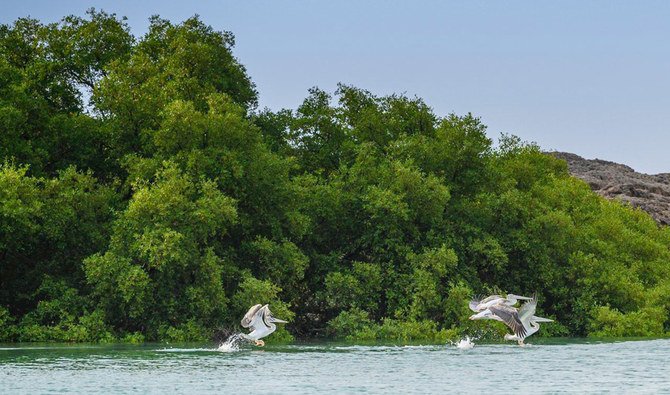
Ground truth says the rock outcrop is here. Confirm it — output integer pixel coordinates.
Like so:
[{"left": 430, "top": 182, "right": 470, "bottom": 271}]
[{"left": 550, "top": 152, "right": 670, "bottom": 226}]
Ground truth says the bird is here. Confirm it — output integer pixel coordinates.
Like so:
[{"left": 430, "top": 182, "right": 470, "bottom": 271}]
[
  {"left": 469, "top": 293, "right": 533, "bottom": 312},
  {"left": 469, "top": 294, "right": 554, "bottom": 346},
  {"left": 502, "top": 294, "right": 553, "bottom": 346},
  {"left": 468, "top": 293, "right": 551, "bottom": 324},
  {"left": 485, "top": 303, "right": 529, "bottom": 340},
  {"left": 240, "top": 304, "right": 287, "bottom": 346}
]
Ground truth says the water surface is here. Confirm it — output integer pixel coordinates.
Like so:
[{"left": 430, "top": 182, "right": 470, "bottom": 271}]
[{"left": 1, "top": 338, "right": 669, "bottom": 393}]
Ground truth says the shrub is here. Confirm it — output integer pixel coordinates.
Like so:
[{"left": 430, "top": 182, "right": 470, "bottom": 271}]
[{"left": 589, "top": 306, "right": 667, "bottom": 337}]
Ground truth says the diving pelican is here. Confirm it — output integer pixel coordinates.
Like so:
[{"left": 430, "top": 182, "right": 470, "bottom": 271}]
[
  {"left": 240, "top": 304, "right": 287, "bottom": 346},
  {"left": 503, "top": 294, "right": 553, "bottom": 346},
  {"left": 469, "top": 293, "right": 533, "bottom": 312}
]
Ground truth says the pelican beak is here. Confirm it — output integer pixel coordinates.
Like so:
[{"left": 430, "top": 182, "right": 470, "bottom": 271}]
[{"left": 272, "top": 317, "right": 288, "bottom": 324}]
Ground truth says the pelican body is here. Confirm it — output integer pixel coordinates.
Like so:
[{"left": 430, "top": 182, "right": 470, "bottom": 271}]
[{"left": 240, "top": 304, "right": 287, "bottom": 346}]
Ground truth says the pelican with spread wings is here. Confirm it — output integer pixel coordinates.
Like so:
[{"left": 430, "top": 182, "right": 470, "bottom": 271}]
[
  {"left": 502, "top": 294, "right": 554, "bottom": 346},
  {"left": 469, "top": 293, "right": 553, "bottom": 346},
  {"left": 240, "top": 304, "right": 287, "bottom": 346}
]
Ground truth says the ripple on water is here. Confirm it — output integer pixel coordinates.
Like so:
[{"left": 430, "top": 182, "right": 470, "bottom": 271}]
[{"left": 1, "top": 339, "right": 670, "bottom": 393}]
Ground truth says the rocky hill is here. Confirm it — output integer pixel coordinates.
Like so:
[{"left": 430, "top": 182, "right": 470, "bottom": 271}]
[{"left": 550, "top": 152, "right": 670, "bottom": 226}]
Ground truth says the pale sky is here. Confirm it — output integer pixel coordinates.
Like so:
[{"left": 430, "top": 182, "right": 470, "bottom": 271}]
[{"left": 3, "top": 1, "right": 669, "bottom": 173}]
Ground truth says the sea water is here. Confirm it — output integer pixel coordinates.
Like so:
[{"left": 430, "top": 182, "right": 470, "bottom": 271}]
[{"left": 1, "top": 338, "right": 669, "bottom": 393}]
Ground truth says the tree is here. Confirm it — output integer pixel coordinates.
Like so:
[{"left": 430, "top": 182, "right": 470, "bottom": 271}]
[{"left": 84, "top": 163, "right": 236, "bottom": 338}]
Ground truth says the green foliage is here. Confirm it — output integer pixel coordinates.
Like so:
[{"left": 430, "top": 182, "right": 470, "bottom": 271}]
[
  {"left": 353, "top": 319, "right": 451, "bottom": 343},
  {"left": 2, "top": 11, "right": 669, "bottom": 343},
  {"left": 121, "top": 332, "right": 145, "bottom": 344},
  {"left": 159, "top": 320, "right": 210, "bottom": 342},
  {"left": 15, "top": 278, "right": 114, "bottom": 342},
  {"left": 327, "top": 308, "right": 373, "bottom": 339},
  {"left": 443, "top": 282, "right": 475, "bottom": 330},
  {"left": 0, "top": 10, "right": 131, "bottom": 177},
  {"left": 244, "top": 237, "right": 308, "bottom": 297},
  {"left": 0, "top": 306, "right": 16, "bottom": 341},
  {"left": 324, "top": 262, "right": 382, "bottom": 316},
  {"left": 407, "top": 246, "right": 457, "bottom": 321},
  {"left": 590, "top": 306, "right": 667, "bottom": 337},
  {"left": 0, "top": 163, "right": 117, "bottom": 320},
  {"left": 84, "top": 163, "right": 236, "bottom": 339}
]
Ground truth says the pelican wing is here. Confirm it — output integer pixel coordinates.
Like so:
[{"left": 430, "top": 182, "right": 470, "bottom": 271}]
[
  {"left": 479, "top": 294, "right": 503, "bottom": 304},
  {"left": 241, "top": 304, "right": 264, "bottom": 329},
  {"left": 518, "top": 294, "right": 537, "bottom": 323},
  {"left": 469, "top": 296, "right": 482, "bottom": 312},
  {"left": 489, "top": 304, "right": 527, "bottom": 338},
  {"left": 250, "top": 304, "right": 273, "bottom": 332},
  {"left": 262, "top": 305, "right": 282, "bottom": 324}
]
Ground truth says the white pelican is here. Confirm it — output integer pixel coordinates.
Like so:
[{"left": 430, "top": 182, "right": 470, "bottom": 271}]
[
  {"left": 502, "top": 295, "right": 553, "bottom": 346},
  {"left": 469, "top": 293, "right": 533, "bottom": 312},
  {"left": 240, "top": 304, "right": 287, "bottom": 346}
]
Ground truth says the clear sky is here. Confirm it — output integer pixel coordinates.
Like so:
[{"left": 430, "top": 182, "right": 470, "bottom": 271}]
[{"left": 3, "top": 1, "right": 669, "bottom": 173}]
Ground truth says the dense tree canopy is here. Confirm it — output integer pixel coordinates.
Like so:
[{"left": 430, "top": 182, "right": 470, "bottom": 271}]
[{"left": 1, "top": 11, "right": 669, "bottom": 343}]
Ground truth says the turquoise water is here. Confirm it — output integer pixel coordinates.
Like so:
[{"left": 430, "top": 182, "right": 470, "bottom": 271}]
[{"left": 1, "top": 339, "right": 669, "bottom": 394}]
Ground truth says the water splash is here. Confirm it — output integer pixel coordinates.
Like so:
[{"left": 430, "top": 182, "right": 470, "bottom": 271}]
[
  {"left": 452, "top": 336, "right": 475, "bottom": 350},
  {"left": 217, "top": 333, "right": 245, "bottom": 352}
]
